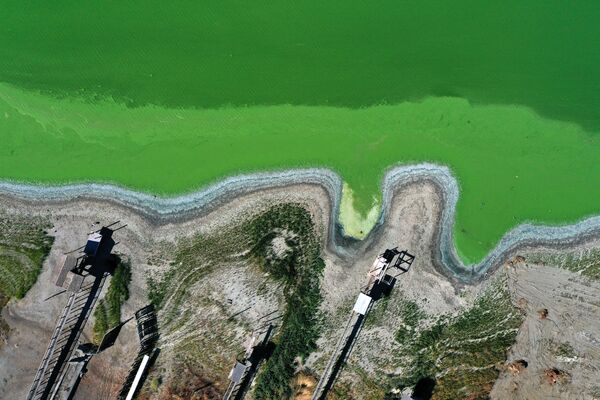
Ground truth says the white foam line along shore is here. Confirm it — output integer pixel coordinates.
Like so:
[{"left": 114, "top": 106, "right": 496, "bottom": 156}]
[{"left": 1, "top": 163, "right": 599, "bottom": 282}]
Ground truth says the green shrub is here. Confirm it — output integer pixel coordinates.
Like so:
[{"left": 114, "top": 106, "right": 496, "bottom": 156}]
[
  {"left": 0, "top": 215, "right": 53, "bottom": 300},
  {"left": 0, "top": 215, "right": 53, "bottom": 340},
  {"left": 250, "top": 205, "right": 325, "bottom": 399},
  {"left": 93, "top": 300, "right": 109, "bottom": 343},
  {"left": 106, "top": 259, "right": 132, "bottom": 327},
  {"left": 92, "top": 258, "right": 132, "bottom": 343}
]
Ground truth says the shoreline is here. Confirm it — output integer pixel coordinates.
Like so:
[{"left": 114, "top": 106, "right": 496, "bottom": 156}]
[{"left": 1, "top": 163, "right": 599, "bottom": 282}]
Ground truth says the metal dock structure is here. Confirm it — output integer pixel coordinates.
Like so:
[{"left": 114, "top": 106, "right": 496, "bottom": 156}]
[
  {"left": 117, "top": 305, "right": 160, "bottom": 400},
  {"left": 223, "top": 324, "right": 275, "bottom": 400},
  {"left": 26, "top": 273, "right": 108, "bottom": 400},
  {"left": 27, "top": 222, "right": 125, "bottom": 400},
  {"left": 311, "top": 248, "right": 415, "bottom": 400},
  {"left": 311, "top": 306, "right": 370, "bottom": 400}
]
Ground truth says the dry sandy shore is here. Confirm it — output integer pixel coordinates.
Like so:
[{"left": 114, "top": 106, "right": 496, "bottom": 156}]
[
  {"left": 0, "top": 171, "right": 599, "bottom": 399},
  {"left": 3, "top": 164, "right": 600, "bottom": 281}
]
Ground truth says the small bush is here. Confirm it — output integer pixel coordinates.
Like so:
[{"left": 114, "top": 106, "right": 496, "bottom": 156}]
[
  {"left": 93, "top": 300, "right": 109, "bottom": 343},
  {"left": 92, "top": 258, "right": 132, "bottom": 343},
  {"left": 106, "top": 259, "right": 132, "bottom": 327}
]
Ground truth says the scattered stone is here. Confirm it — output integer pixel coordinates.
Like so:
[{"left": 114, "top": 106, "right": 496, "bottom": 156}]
[
  {"left": 516, "top": 297, "right": 528, "bottom": 310},
  {"left": 507, "top": 359, "right": 528, "bottom": 375},
  {"left": 507, "top": 255, "right": 527, "bottom": 267},
  {"left": 292, "top": 372, "right": 317, "bottom": 400},
  {"left": 538, "top": 308, "right": 549, "bottom": 319},
  {"left": 544, "top": 368, "right": 571, "bottom": 385}
]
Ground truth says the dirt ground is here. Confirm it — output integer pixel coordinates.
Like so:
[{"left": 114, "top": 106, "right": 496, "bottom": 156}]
[
  {"left": 0, "top": 180, "right": 599, "bottom": 399},
  {"left": 492, "top": 261, "right": 600, "bottom": 400}
]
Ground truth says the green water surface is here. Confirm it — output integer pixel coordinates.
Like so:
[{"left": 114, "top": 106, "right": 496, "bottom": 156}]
[{"left": 1, "top": 1, "right": 600, "bottom": 263}]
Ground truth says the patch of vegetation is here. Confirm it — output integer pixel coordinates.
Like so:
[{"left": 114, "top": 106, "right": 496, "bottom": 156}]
[
  {"left": 92, "top": 258, "right": 132, "bottom": 343},
  {"left": 331, "top": 373, "right": 384, "bottom": 400},
  {"left": 554, "top": 342, "right": 577, "bottom": 359},
  {"left": 147, "top": 229, "right": 241, "bottom": 313},
  {"left": 0, "top": 214, "right": 53, "bottom": 340},
  {"left": 147, "top": 266, "right": 173, "bottom": 309},
  {"left": 143, "top": 219, "right": 252, "bottom": 397},
  {"left": 364, "top": 295, "right": 390, "bottom": 329},
  {"left": 391, "top": 278, "right": 524, "bottom": 400},
  {"left": 155, "top": 361, "right": 222, "bottom": 400},
  {"left": 144, "top": 204, "right": 325, "bottom": 398},
  {"left": 106, "top": 258, "right": 132, "bottom": 325},
  {"left": 395, "top": 297, "right": 427, "bottom": 344},
  {"left": 527, "top": 249, "right": 600, "bottom": 281},
  {"left": 330, "top": 381, "right": 353, "bottom": 400},
  {"left": 249, "top": 205, "right": 325, "bottom": 400},
  {"left": 401, "top": 300, "right": 425, "bottom": 328},
  {"left": 147, "top": 232, "right": 240, "bottom": 332},
  {"left": 92, "top": 301, "right": 109, "bottom": 343},
  {"left": 0, "top": 214, "right": 53, "bottom": 299}
]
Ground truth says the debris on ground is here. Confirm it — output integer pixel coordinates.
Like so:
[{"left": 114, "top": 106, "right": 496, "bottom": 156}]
[
  {"left": 537, "top": 308, "right": 549, "bottom": 319},
  {"left": 292, "top": 372, "right": 317, "bottom": 400},
  {"left": 544, "top": 368, "right": 571, "bottom": 385},
  {"left": 506, "top": 359, "right": 528, "bottom": 375}
]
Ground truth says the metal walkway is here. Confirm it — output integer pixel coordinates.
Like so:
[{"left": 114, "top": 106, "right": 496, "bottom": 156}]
[
  {"left": 223, "top": 323, "right": 275, "bottom": 400},
  {"left": 311, "top": 248, "right": 415, "bottom": 400},
  {"left": 27, "top": 273, "right": 108, "bottom": 400},
  {"left": 223, "top": 361, "right": 250, "bottom": 400},
  {"left": 311, "top": 304, "right": 371, "bottom": 400}
]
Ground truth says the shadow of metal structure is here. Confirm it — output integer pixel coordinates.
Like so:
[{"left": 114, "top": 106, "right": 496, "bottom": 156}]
[{"left": 63, "top": 320, "right": 131, "bottom": 400}]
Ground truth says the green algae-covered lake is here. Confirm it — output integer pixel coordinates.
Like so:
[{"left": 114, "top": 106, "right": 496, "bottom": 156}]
[{"left": 1, "top": 1, "right": 600, "bottom": 263}]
